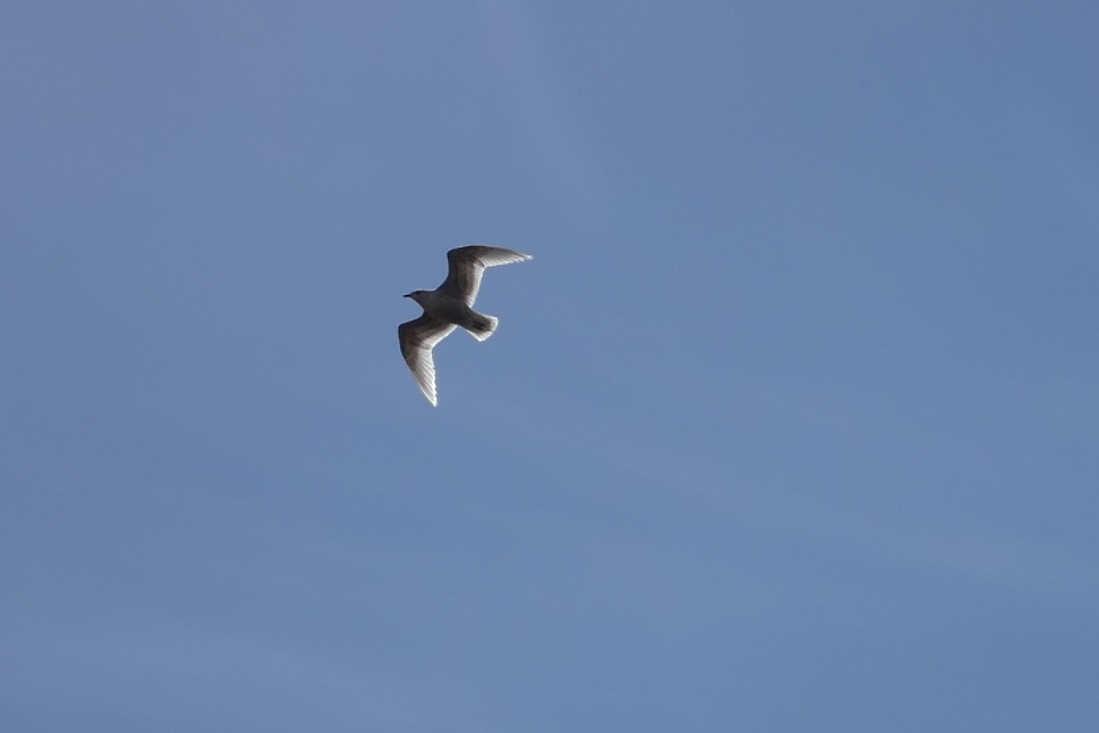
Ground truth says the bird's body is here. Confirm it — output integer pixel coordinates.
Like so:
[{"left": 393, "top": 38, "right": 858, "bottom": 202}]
[
  {"left": 399, "top": 245, "right": 532, "bottom": 405},
  {"left": 406, "top": 289, "right": 496, "bottom": 339}
]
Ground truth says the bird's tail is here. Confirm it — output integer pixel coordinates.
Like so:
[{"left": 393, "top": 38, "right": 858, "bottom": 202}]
[{"left": 464, "top": 312, "right": 498, "bottom": 342}]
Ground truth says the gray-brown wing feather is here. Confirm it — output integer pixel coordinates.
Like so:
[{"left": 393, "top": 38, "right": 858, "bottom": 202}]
[
  {"left": 438, "top": 245, "right": 532, "bottom": 306},
  {"left": 398, "top": 315, "right": 457, "bottom": 406}
]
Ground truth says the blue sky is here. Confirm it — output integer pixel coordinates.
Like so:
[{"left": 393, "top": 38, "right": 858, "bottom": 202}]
[{"left": 2, "top": 1, "right": 1097, "bottom": 730}]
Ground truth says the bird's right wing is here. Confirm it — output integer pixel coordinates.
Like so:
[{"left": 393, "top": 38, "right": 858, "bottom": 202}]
[
  {"left": 398, "top": 315, "right": 457, "bottom": 406},
  {"left": 438, "top": 245, "right": 532, "bottom": 306}
]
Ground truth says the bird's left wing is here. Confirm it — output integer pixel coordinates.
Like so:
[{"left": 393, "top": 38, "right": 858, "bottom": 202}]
[{"left": 438, "top": 245, "right": 532, "bottom": 306}]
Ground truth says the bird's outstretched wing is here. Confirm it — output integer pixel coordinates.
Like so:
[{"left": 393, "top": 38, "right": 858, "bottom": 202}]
[
  {"left": 398, "top": 315, "right": 457, "bottom": 406},
  {"left": 438, "top": 245, "right": 532, "bottom": 306}
]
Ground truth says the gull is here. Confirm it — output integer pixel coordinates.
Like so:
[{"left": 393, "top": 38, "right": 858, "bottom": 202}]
[{"left": 399, "top": 245, "right": 532, "bottom": 406}]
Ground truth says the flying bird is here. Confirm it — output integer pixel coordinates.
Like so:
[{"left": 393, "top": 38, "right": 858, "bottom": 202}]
[{"left": 399, "top": 245, "right": 532, "bottom": 405}]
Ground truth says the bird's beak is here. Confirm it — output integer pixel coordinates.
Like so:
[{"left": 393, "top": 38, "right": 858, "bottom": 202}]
[{"left": 402, "top": 292, "right": 412, "bottom": 298}]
